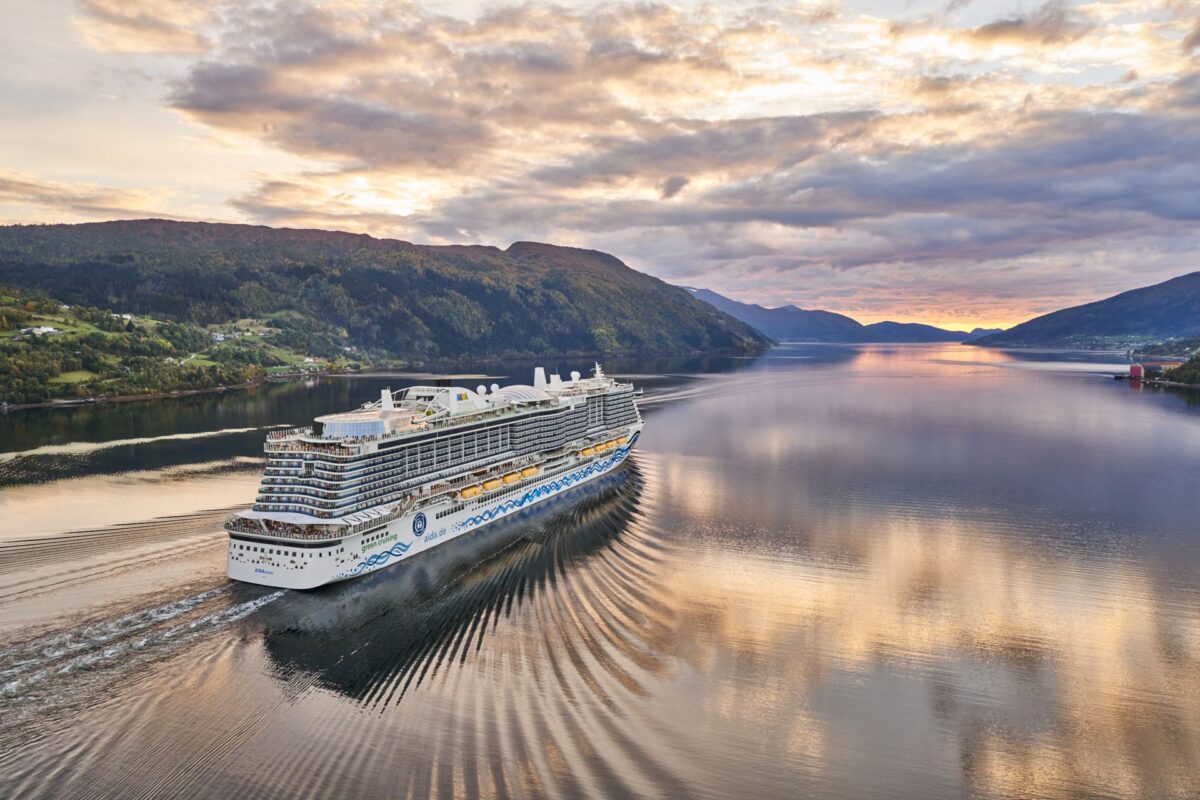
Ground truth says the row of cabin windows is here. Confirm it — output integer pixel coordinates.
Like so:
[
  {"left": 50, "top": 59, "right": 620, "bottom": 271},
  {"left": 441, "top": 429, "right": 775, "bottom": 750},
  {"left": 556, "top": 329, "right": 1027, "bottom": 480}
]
[
  {"left": 256, "top": 428, "right": 620, "bottom": 514},
  {"left": 257, "top": 433, "right": 552, "bottom": 504},
  {"left": 264, "top": 428, "right": 511, "bottom": 485},
  {"left": 256, "top": 424, "right": 631, "bottom": 516},
  {"left": 273, "top": 425, "right": 513, "bottom": 475},
  {"left": 271, "top": 410, "right": 607, "bottom": 485},
  {"left": 271, "top": 397, "right": 615, "bottom": 477},
  {"left": 270, "top": 393, "right": 620, "bottom": 471},
  {"left": 233, "top": 543, "right": 345, "bottom": 558},
  {"left": 256, "top": 444, "right": 520, "bottom": 506}
]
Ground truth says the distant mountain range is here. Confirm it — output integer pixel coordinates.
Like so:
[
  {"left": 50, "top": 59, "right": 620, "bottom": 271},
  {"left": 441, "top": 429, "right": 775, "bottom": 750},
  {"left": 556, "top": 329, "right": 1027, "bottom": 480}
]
[
  {"left": 686, "top": 288, "right": 1001, "bottom": 343},
  {"left": 974, "top": 271, "right": 1200, "bottom": 348},
  {"left": 0, "top": 220, "right": 769, "bottom": 361}
]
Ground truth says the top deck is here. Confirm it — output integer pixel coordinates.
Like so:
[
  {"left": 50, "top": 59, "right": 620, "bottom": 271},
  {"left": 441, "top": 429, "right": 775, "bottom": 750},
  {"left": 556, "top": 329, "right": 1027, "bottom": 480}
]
[{"left": 265, "top": 364, "right": 628, "bottom": 455}]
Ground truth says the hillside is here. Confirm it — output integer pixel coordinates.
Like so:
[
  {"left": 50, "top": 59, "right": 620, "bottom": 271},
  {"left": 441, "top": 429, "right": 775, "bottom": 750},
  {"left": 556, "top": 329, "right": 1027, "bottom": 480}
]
[
  {"left": 0, "top": 290, "right": 293, "bottom": 405},
  {"left": 0, "top": 220, "right": 769, "bottom": 364},
  {"left": 686, "top": 288, "right": 862, "bottom": 341},
  {"left": 860, "top": 321, "right": 965, "bottom": 343},
  {"left": 975, "top": 272, "right": 1200, "bottom": 348},
  {"left": 687, "top": 287, "right": 994, "bottom": 343}
]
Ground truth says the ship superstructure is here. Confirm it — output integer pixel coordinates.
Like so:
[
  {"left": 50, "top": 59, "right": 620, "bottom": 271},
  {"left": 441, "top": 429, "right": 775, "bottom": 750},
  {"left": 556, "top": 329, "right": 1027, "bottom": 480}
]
[{"left": 226, "top": 364, "right": 642, "bottom": 588}]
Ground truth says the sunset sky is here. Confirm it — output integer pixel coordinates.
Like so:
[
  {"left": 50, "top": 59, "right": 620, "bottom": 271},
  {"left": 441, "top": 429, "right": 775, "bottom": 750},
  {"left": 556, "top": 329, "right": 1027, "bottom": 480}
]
[{"left": 1, "top": 1, "right": 1197, "bottom": 330}]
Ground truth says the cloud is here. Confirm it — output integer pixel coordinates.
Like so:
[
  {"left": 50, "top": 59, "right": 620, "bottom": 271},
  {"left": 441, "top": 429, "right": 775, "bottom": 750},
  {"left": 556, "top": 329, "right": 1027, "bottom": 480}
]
[
  {"left": 73, "top": 0, "right": 215, "bottom": 53},
  {"left": 1184, "top": 19, "right": 1200, "bottom": 54},
  {"left": 659, "top": 176, "right": 690, "bottom": 199},
  {"left": 0, "top": 170, "right": 179, "bottom": 221},
  {"left": 43, "top": 0, "right": 1200, "bottom": 325},
  {"left": 964, "top": 1, "right": 1093, "bottom": 45}
]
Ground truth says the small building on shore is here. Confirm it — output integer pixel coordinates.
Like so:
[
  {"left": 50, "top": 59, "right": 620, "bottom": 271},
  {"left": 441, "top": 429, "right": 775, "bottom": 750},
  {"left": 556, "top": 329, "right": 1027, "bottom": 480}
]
[{"left": 1131, "top": 361, "right": 1184, "bottom": 379}]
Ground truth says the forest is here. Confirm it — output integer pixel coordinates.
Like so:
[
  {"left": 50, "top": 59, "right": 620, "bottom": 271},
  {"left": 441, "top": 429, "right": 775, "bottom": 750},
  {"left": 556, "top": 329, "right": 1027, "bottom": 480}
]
[{"left": 0, "top": 220, "right": 768, "bottom": 365}]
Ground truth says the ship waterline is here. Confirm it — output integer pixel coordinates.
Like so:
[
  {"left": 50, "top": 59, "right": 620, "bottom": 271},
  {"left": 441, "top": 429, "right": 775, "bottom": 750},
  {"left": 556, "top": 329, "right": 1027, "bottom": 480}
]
[{"left": 225, "top": 364, "right": 643, "bottom": 589}]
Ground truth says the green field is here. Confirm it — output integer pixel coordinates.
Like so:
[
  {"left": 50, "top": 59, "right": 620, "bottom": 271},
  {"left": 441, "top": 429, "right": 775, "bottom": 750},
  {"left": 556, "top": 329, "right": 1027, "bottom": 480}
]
[
  {"left": 48, "top": 370, "right": 96, "bottom": 384},
  {"left": 0, "top": 291, "right": 356, "bottom": 404}
]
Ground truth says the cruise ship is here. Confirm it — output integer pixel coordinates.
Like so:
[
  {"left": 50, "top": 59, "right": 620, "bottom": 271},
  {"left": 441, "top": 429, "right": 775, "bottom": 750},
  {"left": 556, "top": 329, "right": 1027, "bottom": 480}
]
[{"left": 225, "top": 364, "right": 642, "bottom": 589}]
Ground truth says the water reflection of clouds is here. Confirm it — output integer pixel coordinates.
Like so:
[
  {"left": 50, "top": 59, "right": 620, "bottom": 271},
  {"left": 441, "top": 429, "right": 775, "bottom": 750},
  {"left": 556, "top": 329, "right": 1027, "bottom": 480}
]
[
  {"left": 4, "top": 348, "right": 1198, "bottom": 799},
  {"left": 660, "top": 511, "right": 1200, "bottom": 799},
  {"left": 636, "top": 349, "right": 1200, "bottom": 797}
]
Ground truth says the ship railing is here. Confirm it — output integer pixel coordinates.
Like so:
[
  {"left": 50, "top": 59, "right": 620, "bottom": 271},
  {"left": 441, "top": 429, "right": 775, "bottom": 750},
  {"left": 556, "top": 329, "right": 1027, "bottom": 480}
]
[
  {"left": 225, "top": 516, "right": 266, "bottom": 535},
  {"left": 265, "top": 426, "right": 313, "bottom": 441},
  {"left": 261, "top": 405, "right": 533, "bottom": 456},
  {"left": 265, "top": 439, "right": 353, "bottom": 455},
  {"left": 344, "top": 501, "right": 412, "bottom": 536},
  {"left": 226, "top": 517, "right": 350, "bottom": 541}
]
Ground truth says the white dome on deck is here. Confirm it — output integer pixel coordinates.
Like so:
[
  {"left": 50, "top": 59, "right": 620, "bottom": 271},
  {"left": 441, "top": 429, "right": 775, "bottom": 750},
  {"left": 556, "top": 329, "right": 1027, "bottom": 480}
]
[{"left": 492, "top": 384, "right": 551, "bottom": 403}]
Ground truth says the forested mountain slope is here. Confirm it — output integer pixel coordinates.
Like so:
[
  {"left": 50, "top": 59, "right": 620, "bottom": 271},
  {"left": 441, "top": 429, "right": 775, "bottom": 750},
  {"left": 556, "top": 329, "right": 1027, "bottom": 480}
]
[{"left": 0, "top": 220, "right": 769, "bottom": 361}]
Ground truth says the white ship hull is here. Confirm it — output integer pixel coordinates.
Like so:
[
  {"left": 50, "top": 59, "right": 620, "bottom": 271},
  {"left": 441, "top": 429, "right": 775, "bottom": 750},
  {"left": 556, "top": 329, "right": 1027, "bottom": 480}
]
[{"left": 228, "top": 428, "right": 641, "bottom": 590}]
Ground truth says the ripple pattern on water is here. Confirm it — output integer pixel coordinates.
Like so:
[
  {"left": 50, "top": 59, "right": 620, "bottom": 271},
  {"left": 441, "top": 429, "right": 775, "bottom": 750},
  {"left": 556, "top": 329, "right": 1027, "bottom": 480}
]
[{"left": 3, "top": 348, "right": 1200, "bottom": 800}]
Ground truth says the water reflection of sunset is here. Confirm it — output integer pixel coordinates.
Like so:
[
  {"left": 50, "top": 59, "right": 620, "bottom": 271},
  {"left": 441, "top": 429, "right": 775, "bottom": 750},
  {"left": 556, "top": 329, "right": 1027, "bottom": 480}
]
[{"left": 649, "top": 468, "right": 1200, "bottom": 799}]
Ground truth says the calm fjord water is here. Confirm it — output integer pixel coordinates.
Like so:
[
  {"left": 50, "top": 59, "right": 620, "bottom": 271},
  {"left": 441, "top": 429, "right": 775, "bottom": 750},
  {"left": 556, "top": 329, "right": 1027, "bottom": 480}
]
[{"left": 2, "top": 344, "right": 1200, "bottom": 800}]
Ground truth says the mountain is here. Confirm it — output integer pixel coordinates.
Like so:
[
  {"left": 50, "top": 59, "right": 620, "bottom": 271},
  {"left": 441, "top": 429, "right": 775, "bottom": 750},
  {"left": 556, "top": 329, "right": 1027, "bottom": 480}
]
[
  {"left": 974, "top": 272, "right": 1200, "bottom": 348},
  {"left": 687, "top": 287, "right": 989, "bottom": 343},
  {"left": 686, "top": 287, "right": 862, "bottom": 341},
  {"left": 0, "top": 220, "right": 769, "bottom": 361},
  {"left": 860, "top": 321, "right": 965, "bottom": 343},
  {"left": 966, "top": 327, "right": 1004, "bottom": 340}
]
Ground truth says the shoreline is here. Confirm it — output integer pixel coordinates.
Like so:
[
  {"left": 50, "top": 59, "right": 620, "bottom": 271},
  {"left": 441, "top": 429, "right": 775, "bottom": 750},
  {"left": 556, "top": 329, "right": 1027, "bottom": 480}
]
[
  {"left": 1142, "top": 378, "right": 1200, "bottom": 391},
  {"left": 1, "top": 344, "right": 771, "bottom": 413},
  {"left": 0, "top": 376, "right": 280, "bottom": 413},
  {"left": 1115, "top": 375, "right": 1200, "bottom": 391}
]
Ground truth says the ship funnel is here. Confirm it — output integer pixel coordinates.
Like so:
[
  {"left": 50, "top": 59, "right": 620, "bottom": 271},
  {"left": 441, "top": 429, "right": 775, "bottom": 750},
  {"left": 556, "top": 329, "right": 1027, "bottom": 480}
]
[
  {"left": 534, "top": 367, "right": 547, "bottom": 388},
  {"left": 550, "top": 372, "right": 563, "bottom": 388},
  {"left": 380, "top": 388, "right": 394, "bottom": 411}
]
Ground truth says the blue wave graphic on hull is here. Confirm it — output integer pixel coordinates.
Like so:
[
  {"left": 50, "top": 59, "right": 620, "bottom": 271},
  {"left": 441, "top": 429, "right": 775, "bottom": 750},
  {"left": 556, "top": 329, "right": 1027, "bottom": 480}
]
[
  {"left": 343, "top": 432, "right": 638, "bottom": 578},
  {"left": 455, "top": 434, "right": 638, "bottom": 532},
  {"left": 345, "top": 540, "right": 412, "bottom": 577}
]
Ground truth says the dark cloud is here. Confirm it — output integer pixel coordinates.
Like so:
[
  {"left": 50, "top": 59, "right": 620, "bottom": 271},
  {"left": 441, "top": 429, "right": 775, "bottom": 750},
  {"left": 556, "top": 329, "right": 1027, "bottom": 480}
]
[
  {"left": 1184, "top": 19, "right": 1200, "bottom": 55},
  {"left": 660, "top": 176, "right": 689, "bottom": 199},
  {"left": 531, "top": 113, "right": 876, "bottom": 188},
  {"left": 966, "top": 1, "right": 1093, "bottom": 45},
  {"left": 414, "top": 103, "right": 1200, "bottom": 274},
  {"left": 171, "top": 61, "right": 495, "bottom": 170}
]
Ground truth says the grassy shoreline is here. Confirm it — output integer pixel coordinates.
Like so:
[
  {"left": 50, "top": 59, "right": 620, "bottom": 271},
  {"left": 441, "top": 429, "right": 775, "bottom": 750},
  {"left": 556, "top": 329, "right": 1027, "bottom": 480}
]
[{"left": 1, "top": 343, "right": 768, "bottom": 413}]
